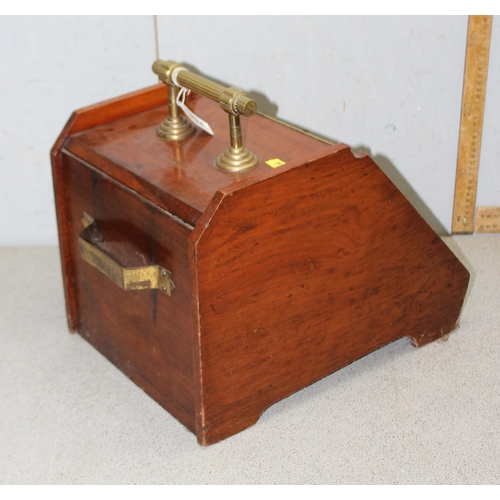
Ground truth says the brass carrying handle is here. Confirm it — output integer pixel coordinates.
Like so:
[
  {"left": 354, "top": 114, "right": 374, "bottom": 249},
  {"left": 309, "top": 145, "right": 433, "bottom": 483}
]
[
  {"left": 152, "top": 59, "right": 259, "bottom": 173},
  {"left": 152, "top": 60, "right": 257, "bottom": 118},
  {"left": 78, "top": 213, "right": 175, "bottom": 296}
]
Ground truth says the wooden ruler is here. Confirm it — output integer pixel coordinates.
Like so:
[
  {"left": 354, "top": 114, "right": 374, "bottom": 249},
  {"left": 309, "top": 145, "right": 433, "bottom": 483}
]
[
  {"left": 475, "top": 206, "right": 500, "bottom": 233},
  {"left": 452, "top": 15, "right": 493, "bottom": 234}
]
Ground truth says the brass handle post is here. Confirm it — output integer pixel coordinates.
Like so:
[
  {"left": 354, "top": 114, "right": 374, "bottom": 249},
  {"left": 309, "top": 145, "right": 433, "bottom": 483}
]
[
  {"left": 156, "top": 82, "right": 196, "bottom": 141},
  {"left": 153, "top": 59, "right": 259, "bottom": 172}
]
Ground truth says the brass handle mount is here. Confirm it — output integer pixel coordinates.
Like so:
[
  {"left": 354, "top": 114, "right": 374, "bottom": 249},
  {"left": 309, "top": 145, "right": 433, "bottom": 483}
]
[
  {"left": 78, "top": 213, "right": 175, "bottom": 296},
  {"left": 152, "top": 59, "right": 259, "bottom": 173}
]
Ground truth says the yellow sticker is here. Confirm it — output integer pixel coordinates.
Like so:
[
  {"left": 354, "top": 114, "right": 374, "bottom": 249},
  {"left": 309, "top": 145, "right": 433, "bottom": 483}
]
[{"left": 265, "top": 158, "right": 286, "bottom": 168}]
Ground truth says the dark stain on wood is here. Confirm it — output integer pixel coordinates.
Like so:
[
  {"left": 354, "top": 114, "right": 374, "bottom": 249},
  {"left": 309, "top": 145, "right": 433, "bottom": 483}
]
[{"left": 52, "top": 84, "right": 470, "bottom": 446}]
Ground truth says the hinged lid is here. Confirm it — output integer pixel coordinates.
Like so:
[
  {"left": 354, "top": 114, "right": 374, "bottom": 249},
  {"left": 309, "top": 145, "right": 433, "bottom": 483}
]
[{"left": 59, "top": 85, "right": 332, "bottom": 226}]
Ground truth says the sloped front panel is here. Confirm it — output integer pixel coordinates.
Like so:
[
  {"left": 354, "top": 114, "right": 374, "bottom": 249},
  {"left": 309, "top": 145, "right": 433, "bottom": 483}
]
[{"left": 192, "top": 146, "right": 469, "bottom": 445}]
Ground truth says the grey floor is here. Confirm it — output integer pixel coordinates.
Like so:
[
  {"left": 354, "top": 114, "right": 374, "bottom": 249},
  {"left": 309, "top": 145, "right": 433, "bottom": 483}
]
[{"left": 1, "top": 236, "right": 499, "bottom": 484}]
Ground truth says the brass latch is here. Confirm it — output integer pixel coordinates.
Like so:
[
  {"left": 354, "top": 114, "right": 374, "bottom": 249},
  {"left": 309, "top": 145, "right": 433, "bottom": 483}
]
[
  {"left": 152, "top": 59, "right": 259, "bottom": 173},
  {"left": 78, "top": 213, "right": 175, "bottom": 296}
]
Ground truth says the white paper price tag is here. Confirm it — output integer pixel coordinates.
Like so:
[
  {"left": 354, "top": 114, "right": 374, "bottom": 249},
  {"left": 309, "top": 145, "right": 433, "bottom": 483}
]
[
  {"left": 172, "top": 67, "right": 214, "bottom": 136},
  {"left": 176, "top": 88, "right": 214, "bottom": 136}
]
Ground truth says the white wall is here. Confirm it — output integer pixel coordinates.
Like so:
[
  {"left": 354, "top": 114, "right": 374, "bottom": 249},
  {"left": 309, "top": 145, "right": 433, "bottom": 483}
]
[
  {"left": 0, "top": 16, "right": 157, "bottom": 245},
  {"left": 478, "top": 16, "right": 500, "bottom": 207},
  {"left": 1, "top": 15, "right": 498, "bottom": 245}
]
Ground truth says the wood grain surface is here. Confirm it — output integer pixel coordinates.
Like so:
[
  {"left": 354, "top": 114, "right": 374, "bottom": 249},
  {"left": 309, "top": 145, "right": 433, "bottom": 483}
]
[
  {"left": 65, "top": 93, "right": 330, "bottom": 226},
  {"left": 53, "top": 84, "right": 470, "bottom": 446},
  {"left": 61, "top": 151, "right": 196, "bottom": 431},
  {"left": 191, "top": 146, "right": 470, "bottom": 445},
  {"left": 51, "top": 84, "right": 168, "bottom": 330}
]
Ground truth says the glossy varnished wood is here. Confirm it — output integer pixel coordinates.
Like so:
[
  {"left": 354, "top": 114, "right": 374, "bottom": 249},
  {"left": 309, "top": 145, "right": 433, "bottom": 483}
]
[
  {"left": 191, "top": 146, "right": 470, "bottom": 444},
  {"left": 65, "top": 94, "right": 331, "bottom": 226},
  {"left": 62, "top": 151, "right": 196, "bottom": 430},
  {"left": 51, "top": 84, "right": 168, "bottom": 330},
  {"left": 52, "top": 84, "right": 470, "bottom": 446}
]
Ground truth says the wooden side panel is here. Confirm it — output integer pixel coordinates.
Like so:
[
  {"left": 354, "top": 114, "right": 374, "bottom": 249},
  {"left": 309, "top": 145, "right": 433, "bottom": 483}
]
[
  {"left": 52, "top": 146, "right": 80, "bottom": 331},
  {"left": 192, "top": 146, "right": 470, "bottom": 445},
  {"left": 51, "top": 84, "right": 167, "bottom": 330},
  {"left": 61, "top": 151, "right": 196, "bottom": 432},
  {"left": 64, "top": 95, "right": 333, "bottom": 227}
]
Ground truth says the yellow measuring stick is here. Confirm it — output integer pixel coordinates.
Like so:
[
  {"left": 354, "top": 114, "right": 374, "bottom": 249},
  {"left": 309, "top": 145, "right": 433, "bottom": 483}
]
[{"left": 452, "top": 15, "right": 493, "bottom": 234}]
